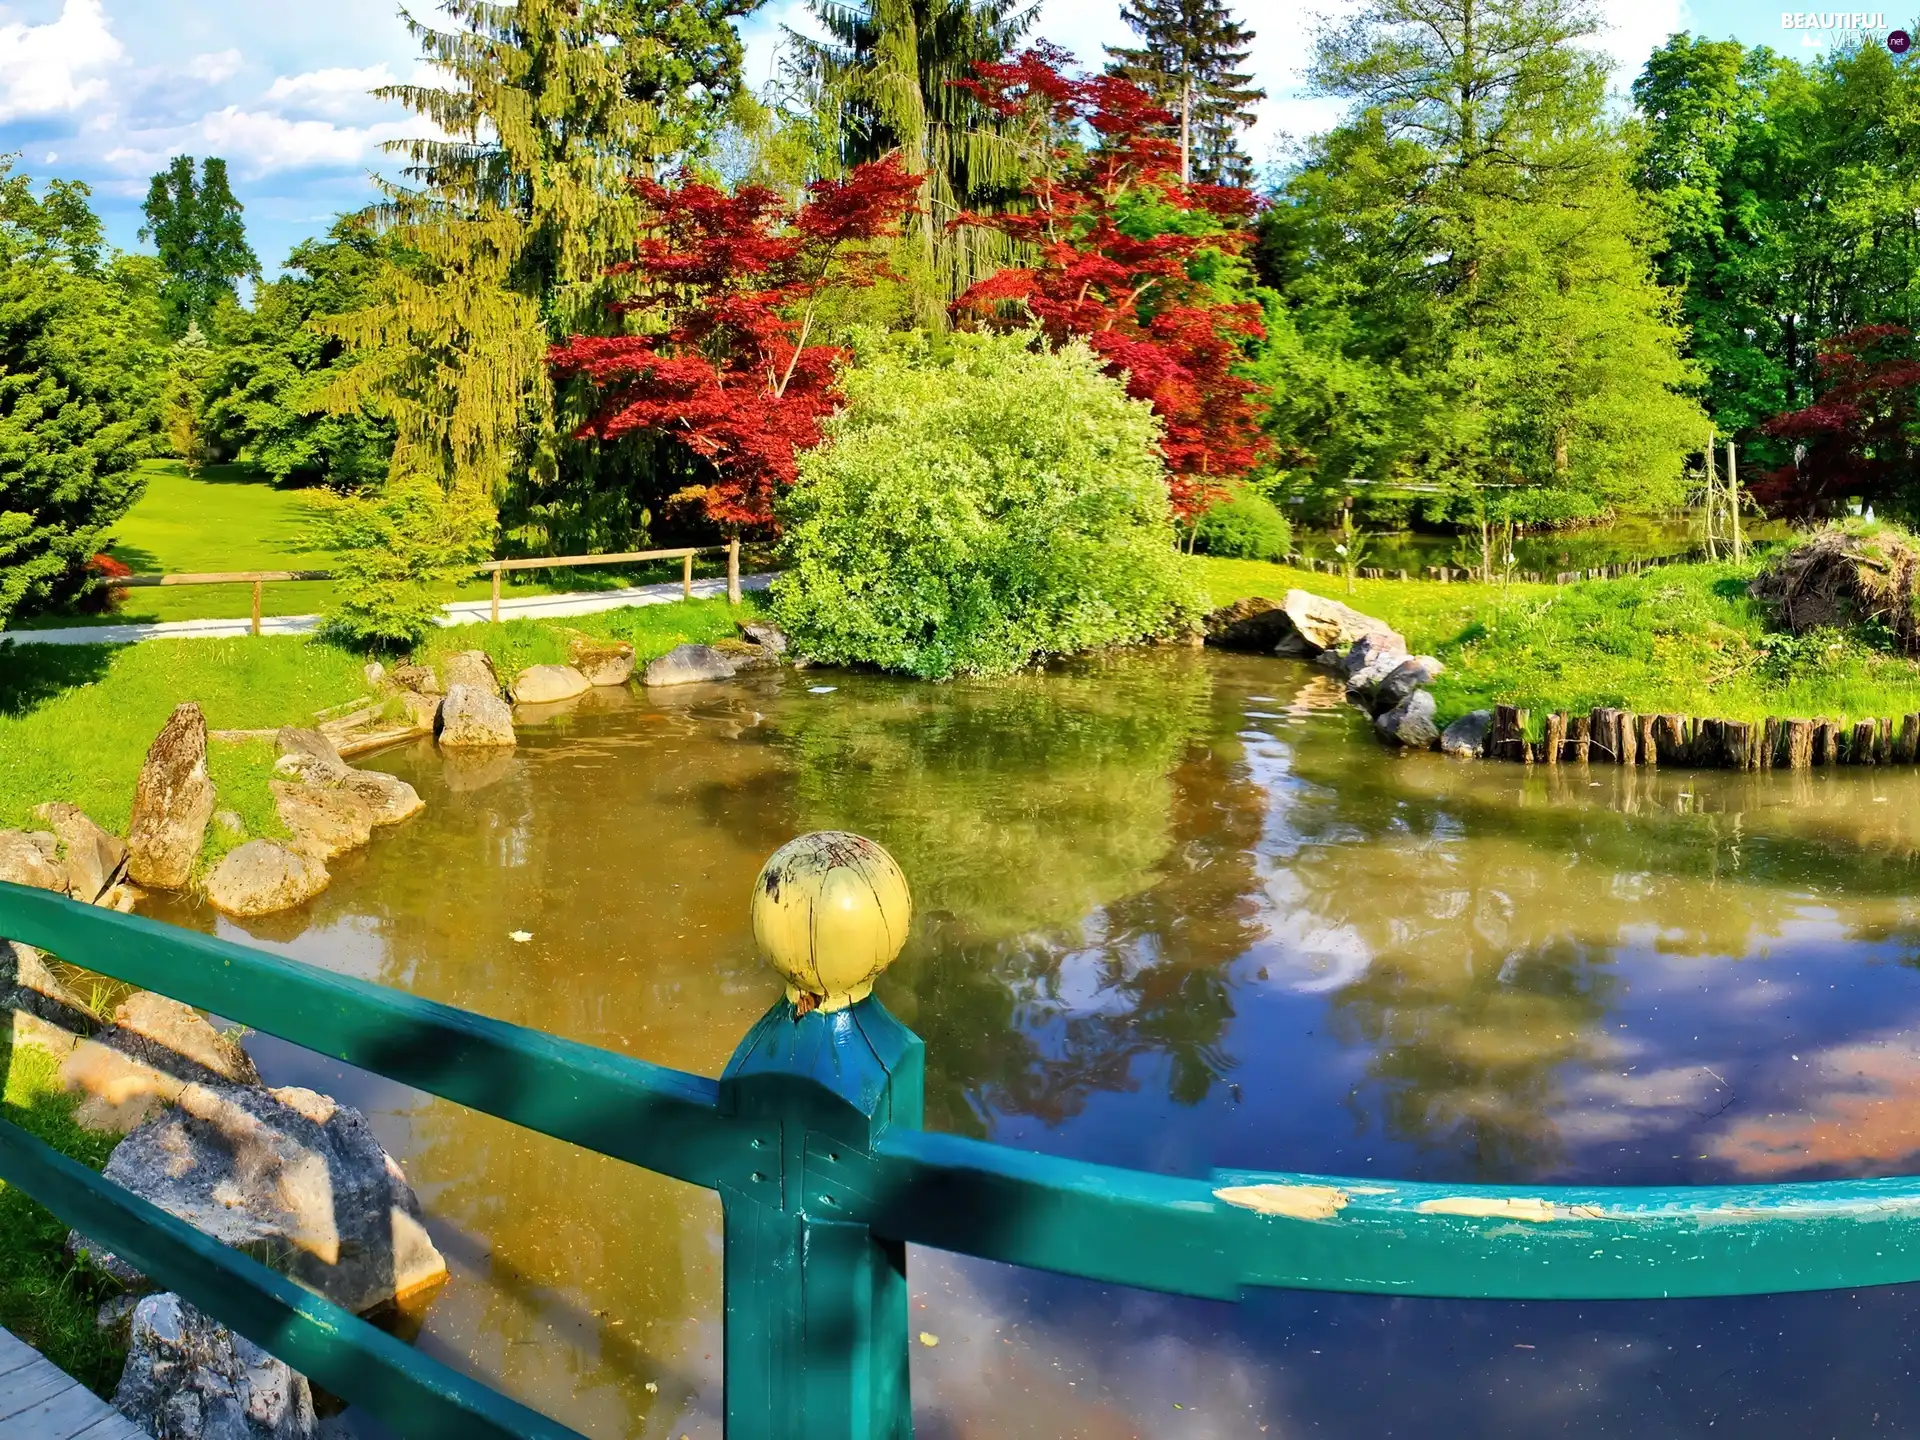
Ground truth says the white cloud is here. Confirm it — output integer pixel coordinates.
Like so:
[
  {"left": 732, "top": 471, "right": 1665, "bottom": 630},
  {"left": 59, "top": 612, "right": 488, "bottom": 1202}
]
[
  {"left": 0, "top": 0, "right": 124, "bottom": 123},
  {"left": 1598, "top": 0, "right": 1690, "bottom": 87},
  {"left": 264, "top": 63, "right": 398, "bottom": 119},
  {"left": 187, "top": 48, "right": 243, "bottom": 85},
  {"left": 194, "top": 104, "right": 417, "bottom": 174}
]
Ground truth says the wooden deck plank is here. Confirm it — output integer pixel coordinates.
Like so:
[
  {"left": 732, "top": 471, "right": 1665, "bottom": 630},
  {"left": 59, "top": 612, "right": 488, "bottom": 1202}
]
[{"left": 0, "top": 1327, "right": 139, "bottom": 1439}]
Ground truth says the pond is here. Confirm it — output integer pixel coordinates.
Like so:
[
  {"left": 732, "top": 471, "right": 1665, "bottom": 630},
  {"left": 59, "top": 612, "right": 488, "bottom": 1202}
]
[
  {"left": 1292, "top": 515, "right": 1796, "bottom": 575},
  {"left": 143, "top": 649, "right": 1920, "bottom": 1438}
]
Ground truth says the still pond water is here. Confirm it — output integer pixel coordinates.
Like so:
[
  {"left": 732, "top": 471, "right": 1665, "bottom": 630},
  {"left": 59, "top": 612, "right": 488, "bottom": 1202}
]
[{"left": 148, "top": 650, "right": 1920, "bottom": 1438}]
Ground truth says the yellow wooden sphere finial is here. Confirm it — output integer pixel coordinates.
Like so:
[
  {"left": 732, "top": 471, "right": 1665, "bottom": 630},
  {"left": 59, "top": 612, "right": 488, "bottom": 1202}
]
[{"left": 751, "top": 832, "right": 912, "bottom": 1014}]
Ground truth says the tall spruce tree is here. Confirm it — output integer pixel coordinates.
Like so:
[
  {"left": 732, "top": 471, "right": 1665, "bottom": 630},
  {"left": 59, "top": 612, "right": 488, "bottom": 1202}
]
[
  {"left": 1103, "top": 0, "right": 1263, "bottom": 186},
  {"left": 790, "top": 0, "right": 1038, "bottom": 323},
  {"left": 315, "top": 0, "right": 756, "bottom": 641},
  {"left": 139, "top": 156, "right": 258, "bottom": 336}
]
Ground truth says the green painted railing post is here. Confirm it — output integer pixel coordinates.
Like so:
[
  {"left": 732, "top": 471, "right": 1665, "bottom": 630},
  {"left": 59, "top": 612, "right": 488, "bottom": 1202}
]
[{"left": 719, "top": 833, "right": 922, "bottom": 1440}]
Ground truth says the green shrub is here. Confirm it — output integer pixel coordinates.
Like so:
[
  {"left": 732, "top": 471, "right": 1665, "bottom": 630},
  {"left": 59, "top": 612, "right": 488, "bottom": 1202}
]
[
  {"left": 307, "top": 475, "right": 493, "bottom": 649},
  {"left": 1194, "top": 485, "right": 1292, "bottom": 559},
  {"left": 771, "top": 332, "right": 1203, "bottom": 678}
]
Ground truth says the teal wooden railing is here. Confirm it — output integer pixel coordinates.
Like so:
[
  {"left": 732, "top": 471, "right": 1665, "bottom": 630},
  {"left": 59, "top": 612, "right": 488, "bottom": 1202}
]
[{"left": 6, "top": 832, "right": 1920, "bottom": 1438}]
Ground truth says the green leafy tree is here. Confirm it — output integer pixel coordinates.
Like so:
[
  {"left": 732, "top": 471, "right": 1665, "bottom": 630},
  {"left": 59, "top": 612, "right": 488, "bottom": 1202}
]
[
  {"left": 0, "top": 164, "right": 162, "bottom": 627},
  {"left": 1257, "top": 0, "right": 1703, "bottom": 523},
  {"left": 1104, "top": 0, "right": 1264, "bottom": 186},
  {"left": 139, "top": 156, "right": 258, "bottom": 337},
  {"left": 318, "top": 0, "right": 756, "bottom": 642},
  {"left": 772, "top": 329, "right": 1204, "bottom": 677},
  {"left": 790, "top": 0, "right": 1037, "bottom": 324}
]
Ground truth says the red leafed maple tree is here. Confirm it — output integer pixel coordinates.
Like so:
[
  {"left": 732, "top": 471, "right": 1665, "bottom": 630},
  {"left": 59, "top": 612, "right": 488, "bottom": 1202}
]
[
  {"left": 550, "top": 157, "right": 921, "bottom": 528},
  {"left": 950, "top": 46, "right": 1268, "bottom": 519},
  {"left": 1758, "top": 325, "right": 1920, "bottom": 518}
]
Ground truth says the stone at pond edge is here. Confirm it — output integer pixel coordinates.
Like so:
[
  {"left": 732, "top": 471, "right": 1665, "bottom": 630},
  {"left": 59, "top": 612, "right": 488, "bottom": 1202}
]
[
  {"left": 113, "top": 1293, "right": 318, "bottom": 1440},
  {"left": 1201, "top": 596, "right": 1296, "bottom": 651},
  {"left": 2, "top": 938, "right": 96, "bottom": 1055},
  {"left": 1376, "top": 655, "right": 1446, "bottom": 713},
  {"left": 1440, "top": 709, "right": 1494, "bottom": 760},
  {"left": 644, "top": 642, "right": 738, "bottom": 687},
  {"left": 272, "top": 781, "right": 375, "bottom": 861},
  {"left": 82, "top": 1083, "right": 448, "bottom": 1318},
  {"left": 0, "top": 828, "right": 67, "bottom": 893},
  {"left": 1278, "top": 589, "right": 1397, "bottom": 658},
  {"left": 436, "top": 683, "right": 517, "bottom": 748},
  {"left": 1340, "top": 632, "right": 1411, "bottom": 703},
  {"left": 62, "top": 990, "right": 264, "bottom": 1134},
  {"left": 711, "top": 636, "right": 779, "bottom": 670},
  {"left": 206, "top": 841, "right": 330, "bottom": 918},
  {"left": 388, "top": 662, "right": 442, "bottom": 696},
  {"left": 31, "top": 801, "right": 128, "bottom": 903},
  {"left": 511, "top": 663, "right": 593, "bottom": 704},
  {"left": 439, "top": 649, "right": 501, "bottom": 696},
  {"left": 1376, "top": 689, "right": 1441, "bottom": 749},
  {"left": 127, "top": 702, "right": 217, "bottom": 891},
  {"left": 736, "top": 618, "right": 790, "bottom": 656},
  {"left": 566, "top": 636, "right": 636, "bottom": 686}
]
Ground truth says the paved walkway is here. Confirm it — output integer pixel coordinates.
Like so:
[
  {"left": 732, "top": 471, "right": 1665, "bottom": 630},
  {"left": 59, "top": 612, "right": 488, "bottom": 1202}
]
[
  {"left": 5, "top": 572, "right": 774, "bottom": 647},
  {"left": 0, "top": 1326, "right": 144, "bottom": 1439}
]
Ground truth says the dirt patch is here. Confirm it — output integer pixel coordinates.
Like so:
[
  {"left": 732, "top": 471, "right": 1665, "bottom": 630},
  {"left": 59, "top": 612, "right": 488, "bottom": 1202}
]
[{"left": 1749, "top": 524, "right": 1920, "bottom": 654}]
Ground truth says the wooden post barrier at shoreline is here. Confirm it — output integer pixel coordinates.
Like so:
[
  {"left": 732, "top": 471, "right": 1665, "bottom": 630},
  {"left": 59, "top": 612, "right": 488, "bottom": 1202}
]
[{"left": 1485, "top": 705, "right": 1920, "bottom": 770}]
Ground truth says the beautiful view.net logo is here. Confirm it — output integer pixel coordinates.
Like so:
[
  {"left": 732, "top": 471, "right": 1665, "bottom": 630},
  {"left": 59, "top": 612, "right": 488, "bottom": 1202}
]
[{"left": 1778, "top": 12, "right": 1911, "bottom": 50}]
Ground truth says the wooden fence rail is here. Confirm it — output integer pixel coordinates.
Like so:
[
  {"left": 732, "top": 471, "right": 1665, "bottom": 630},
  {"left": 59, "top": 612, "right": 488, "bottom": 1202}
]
[
  {"left": 1482, "top": 702, "right": 1920, "bottom": 770},
  {"left": 1283, "top": 550, "right": 1709, "bottom": 586},
  {"left": 106, "top": 541, "right": 745, "bottom": 634}
]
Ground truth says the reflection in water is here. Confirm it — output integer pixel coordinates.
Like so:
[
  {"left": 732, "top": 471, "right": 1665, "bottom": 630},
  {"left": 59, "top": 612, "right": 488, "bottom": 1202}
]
[{"left": 134, "top": 650, "right": 1920, "bottom": 1436}]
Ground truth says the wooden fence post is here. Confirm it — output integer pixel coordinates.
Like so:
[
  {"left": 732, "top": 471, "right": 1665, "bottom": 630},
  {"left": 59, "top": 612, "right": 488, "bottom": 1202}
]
[
  {"left": 720, "top": 835, "right": 919, "bottom": 1440},
  {"left": 684, "top": 552, "right": 694, "bottom": 600},
  {"left": 490, "top": 568, "right": 501, "bottom": 625},
  {"left": 250, "top": 580, "right": 262, "bottom": 637},
  {"left": 1492, "top": 705, "right": 1531, "bottom": 763},
  {"left": 1543, "top": 712, "right": 1567, "bottom": 765},
  {"left": 728, "top": 537, "right": 743, "bottom": 605}
]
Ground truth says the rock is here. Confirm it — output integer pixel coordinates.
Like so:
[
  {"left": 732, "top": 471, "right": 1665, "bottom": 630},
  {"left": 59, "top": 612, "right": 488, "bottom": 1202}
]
[
  {"left": 127, "top": 704, "right": 217, "bottom": 890},
  {"left": 566, "top": 636, "right": 636, "bottom": 686},
  {"left": 436, "top": 683, "right": 516, "bottom": 748},
  {"left": 1339, "top": 631, "right": 1410, "bottom": 692},
  {"left": 736, "top": 619, "right": 790, "bottom": 656},
  {"left": 397, "top": 690, "right": 442, "bottom": 733},
  {"left": 643, "top": 643, "right": 738, "bottom": 687},
  {"left": 1277, "top": 589, "right": 1397, "bottom": 658},
  {"left": 1376, "top": 689, "right": 1440, "bottom": 749},
  {"left": 275, "top": 728, "right": 348, "bottom": 780},
  {"left": 213, "top": 811, "right": 246, "bottom": 838},
  {"left": 335, "top": 770, "right": 424, "bottom": 827},
  {"left": 83, "top": 1084, "right": 448, "bottom": 1318},
  {"left": 2, "top": 938, "right": 95, "bottom": 1055},
  {"left": 100, "top": 881, "right": 144, "bottom": 913},
  {"left": 1376, "top": 655, "right": 1445, "bottom": 713},
  {"left": 511, "top": 663, "right": 592, "bottom": 704},
  {"left": 30, "top": 802, "right": 129, "bottom": 903},
  {"left": 438, "top": 650, "right": 500, "bottom": 696},
  {"left": 711, "top": 636, "right": 779, "bottom": 670},
  {"left": 388, "top": 663, "right": 441, "bottom": 696},
  {"left": 205, "top": 842, "right": 330, "bottom": 918},
  {"left": 0, "top": 828, "right": 68, "bottom": 893},
  {"left": 1440, "top": 708, "right": 1494, "bottom": 760},
  {"left": 96, "top": 1292, "right": 140, "bottom": 1340},
  {"left": 271, "top": 782, "right": 374, "bottom": 861},
  {"left": 112, "top": 1293, "right": 318, "bottom": 1440},
  {"left": 362, "top": 662, "right": 386, "bottom": 690},
  {"left": 62, "top": 991, "right": 262, "bottom": 1134},
  {"left": 1202, "top": 597, "right": 1297, "bottom": 651}
]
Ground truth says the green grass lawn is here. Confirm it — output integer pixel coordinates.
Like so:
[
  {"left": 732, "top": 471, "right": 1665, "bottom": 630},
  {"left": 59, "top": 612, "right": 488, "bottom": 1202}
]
[
  {"left": 15, "top": 461, "right": 743, "bottom": 629},
  {"left": 1199, "top": 556, "right": 1920, "bottom": 727},
  {"left": 0, "top": 1038, "right": 124, "bottom": 1394},
  {"left": 0, "top": 598, "right": 751, "bottom": 845}
]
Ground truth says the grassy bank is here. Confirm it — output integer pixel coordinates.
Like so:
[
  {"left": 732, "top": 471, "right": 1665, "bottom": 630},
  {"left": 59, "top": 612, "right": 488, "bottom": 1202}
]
[
  {"left": 0, "top": 597, "right": 750, "bottom": 843},
  {"left": 0, "top": 1038, "right": 123, "bottom": 1392},
  {"left": 1199, "top": 556, "right": 1920, "bottom": 726}
]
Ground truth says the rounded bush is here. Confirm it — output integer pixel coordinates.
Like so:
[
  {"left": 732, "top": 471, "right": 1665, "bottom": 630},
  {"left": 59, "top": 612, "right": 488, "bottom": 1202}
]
[{"left": 1194, "top": 485, "right": 1292, "bottom": 559}]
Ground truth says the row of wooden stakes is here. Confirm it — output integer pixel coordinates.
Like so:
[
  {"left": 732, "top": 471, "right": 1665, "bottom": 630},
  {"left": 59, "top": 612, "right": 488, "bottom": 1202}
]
[
  {"left": 1486, "top": 704, "right": 1915, "bottom": 770},
  {"left": 1285, "top": 552, "right": 1702, "bottom": 587}
]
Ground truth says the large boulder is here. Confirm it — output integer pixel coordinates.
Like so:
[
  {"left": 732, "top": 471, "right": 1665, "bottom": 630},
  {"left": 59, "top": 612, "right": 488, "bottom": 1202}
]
[
  {"left": 1440, "top": 709, "right": 1494, "bottom": 760},
  {"left": 388, "top": 663, "right": 442, "bottom": 696},
  {"left": 1275, "top": 589, "right": 1396, "bottom": 658},
  {"left": 1376, "top": 655, "right": 1446, "bottom": 713},
  {"left": 2, "top": 938, "right": 95, "bottom": 1054},
  {"left": 436, "top": 683, "right": 516, "bottom": 748},
  {"left": 61, "top": 991, "right": 263, "bottom": 1135},
  {"left": 1376, "top": 689, "right": 1441, "bottom": 749},
  {"left": 31, "top": 802, "right": 128, "bottom": 903},
  {"left": 205, "top": 842, "right": 330, "bottom": 918},
  {"left": 1201, "top": 597, "right": 1297, "bottom": 651},
  {"left": 127, "top": 704, "right": 217, "bottom": 890},
  {"left": 1340, "top": 631, "right": 1411, "bottom": 691},
  {"left": 0, "top": 828, "right": 67, "bottom": 893},
  {"left": 643, "top": 643, "right": 738, "bottom": 687},
  {"left": 438, "top": 650, "right": 501, "bottom": 696},
  {"left": 336, "top": 769, "right": 424, "bottom": 827},
  {"left": 79, "top": 1084, "right": 448, "bottom": 1318},
  {"left": 736, "top": 619, "right": 790, "bottom": 656},
  {"left": 112, "top": 1293, "right": 318, "bottom": 1440},
  {"left": 511, "top": 663, "right": 592, "bottom": 705},
  {"left": 271, "top": 782, "right": 374, "bottom": 862},
  {"left": 272, "top": 732, "right": 423, "bottom": 827},
  {"left": 566, "top": 636, "right": 636, "bottom": 686},
  {"left": 273, "top": 728, "right": 348, "bottom": 784}
]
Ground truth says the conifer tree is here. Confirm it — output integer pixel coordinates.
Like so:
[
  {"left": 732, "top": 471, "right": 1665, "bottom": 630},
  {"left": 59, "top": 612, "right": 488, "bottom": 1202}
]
[
  {"left": 1103, "top": 0, "right": 1263, "bottom": 186},
  {"left": 139, "top": 156, "right": 258, "bottom": 336}
]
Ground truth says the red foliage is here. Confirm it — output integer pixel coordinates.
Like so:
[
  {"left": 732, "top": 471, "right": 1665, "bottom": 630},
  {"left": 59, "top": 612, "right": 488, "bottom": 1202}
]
[
  {"left": 551, "top": 157, "right": 921, "bottom": 529},
  {"left": 1758, "top": 326, "right": 1920, "bottom": 517},
  {"left": 951, "top": 48, "right": 1268, "bottom": 518},
  {"left": 84, "top": 552, "right": 132, "bottom": 614}
]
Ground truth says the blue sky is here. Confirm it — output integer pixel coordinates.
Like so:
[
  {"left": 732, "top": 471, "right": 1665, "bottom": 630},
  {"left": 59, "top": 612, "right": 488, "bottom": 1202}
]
[{"left": 0, "top": 0, "right": 1886, "bottom": 274}]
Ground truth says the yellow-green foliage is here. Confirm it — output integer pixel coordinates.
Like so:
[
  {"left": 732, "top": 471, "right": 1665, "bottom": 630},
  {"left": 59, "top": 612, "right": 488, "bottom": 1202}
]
[{"left": 774, "top": 331, "right": 1204, "bottom": 677}]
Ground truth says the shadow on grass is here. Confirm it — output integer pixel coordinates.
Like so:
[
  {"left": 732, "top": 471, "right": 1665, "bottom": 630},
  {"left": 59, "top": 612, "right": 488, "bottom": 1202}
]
[{"left": 0, "top": 641, "right": 119, "bottom": 718}]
